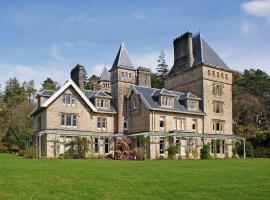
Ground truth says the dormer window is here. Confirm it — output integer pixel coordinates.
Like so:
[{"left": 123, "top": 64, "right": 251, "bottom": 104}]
[
  {"left": 161, "top": 96, "right": 173, "bottom": 108},
  {"left": 188, "top": 100, "right": 199, "bottom": 111},
  {"left": 96, "top": 98, "right": 109, "bottom": 110},
  {"left": 63, "top": 95, "right": 76, "bottom": 106}
]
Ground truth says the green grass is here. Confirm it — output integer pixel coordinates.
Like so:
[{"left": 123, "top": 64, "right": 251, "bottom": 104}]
[{"left": 0, "top": 154, "right": 270, "bottom": 200}]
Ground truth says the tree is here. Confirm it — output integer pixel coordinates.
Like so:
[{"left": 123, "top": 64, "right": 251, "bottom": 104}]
[
  {"left": 3, "top": 78, "right": 26, "bottom": 108},
  {"left": 156, "top": 50, "right": 169, "bottom": 77},
  {"left": 84, "top": 75, "right": 100, "bottom": 90},
  {"left": 42, "top": 78, "right": 58, "bottom": 90}
]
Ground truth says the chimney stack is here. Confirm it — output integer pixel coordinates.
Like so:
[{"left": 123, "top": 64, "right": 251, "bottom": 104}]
[
  {"left": 173, "top": 32, "right": 194, "bottom": 69},
  {"left": 137, "top": 67, "right": 151, "bottom": 88},
  {"left": 71, "top": 64, "right": 84, "bottom": 90}
]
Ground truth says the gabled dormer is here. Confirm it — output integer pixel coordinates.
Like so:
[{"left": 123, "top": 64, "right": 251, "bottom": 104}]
[
  {"left": 178, "top": 92, "right": 201, "bottom": 111},
  {"left": 152, "top": 88, "right": 175, "bottom": 109},
  {"left": 91, "top": 91, "right": 113, "bottom": 111}
]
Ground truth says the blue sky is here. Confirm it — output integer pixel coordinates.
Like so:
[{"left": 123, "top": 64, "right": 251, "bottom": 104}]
[{"left": 0, "top": 0, "right": 270, "bottom": 89}]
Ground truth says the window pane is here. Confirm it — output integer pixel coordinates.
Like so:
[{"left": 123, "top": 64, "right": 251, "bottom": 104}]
[
  {"left": 102, "top": 118, "right": 106, "bottom": 128},
  {"left": 105, "top": 139, "right": 109, "bottom": 153},
  {"left": 160, "top": 140, "right": 164, "bottom": 154},
  {"left": 72, "top": 96, "right": 76, "bottom": 105},
  {"left": 94, "top": 138, "right": 99, "bottom": 153},
  {"left": 73, "top": 114, "right": 77, "bottom": 127},
  {"left": 66, "top": 114, "right": 71, "bottom": 126},
  {"left": 62, "top": 96, "right": 66, "bottom": 104},
  {"left": 66, "top": 95, "right": 71, "bottom": 105},
  {"left": 61, "top": 114, "right": 65, "bottom": 126}
]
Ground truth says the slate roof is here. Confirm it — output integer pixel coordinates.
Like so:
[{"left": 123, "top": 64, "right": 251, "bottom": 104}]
[
  {"left": 178, "top": 92, "right": 201, "bottom": 101},
  {"left": 38, "top": 90, "right": 55, "bottom": 97},
  {"left": 152, "top": 88, "right": 175, "bottom": 97},
  {"left": 111, "top": 41, "right": 134, "bottom": 71},
  {"left": 100, "top": 66, "right": 110, "bottom": 81},
  {"left": 133, "top": 85, "right": 204, "bottom": 115},
  {"left": 193, "top": 33, "right": 228, "bottom": 69},
  {"left": 169, "top": 32, "right": 229, "bottom": 75}
]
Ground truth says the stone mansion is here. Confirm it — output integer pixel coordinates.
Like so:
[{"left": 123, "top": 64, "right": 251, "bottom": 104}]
[{"left": 30, "top": 32, "right": 244, "bottom": 159}]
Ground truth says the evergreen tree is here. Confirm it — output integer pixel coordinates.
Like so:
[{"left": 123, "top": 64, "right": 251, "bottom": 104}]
[
  {"left": 42, "top": 78, "right": 58, "bottom": 90},
  {"left": 156, "top": 50, "right": 169, "bottom": 77}
]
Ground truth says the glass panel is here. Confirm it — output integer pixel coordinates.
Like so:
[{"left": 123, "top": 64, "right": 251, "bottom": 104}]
[{"left": 66, "top": 114, "right": 72, "bottom": 126}]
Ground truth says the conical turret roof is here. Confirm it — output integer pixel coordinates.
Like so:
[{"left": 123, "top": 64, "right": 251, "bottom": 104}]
[
  {"left": 100, "top": 66, "right": 110, "bottom": 81},
  {"left": 111, "top": 41, "right": 134, "bottom": 71}
]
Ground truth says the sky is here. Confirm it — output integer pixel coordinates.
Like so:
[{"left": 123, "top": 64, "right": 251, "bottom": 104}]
[{"left": 0, "top": 0, "right": 270, "bottom": 90}]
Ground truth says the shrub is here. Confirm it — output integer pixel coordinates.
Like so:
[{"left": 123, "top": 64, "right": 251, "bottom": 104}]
[
  {"left": 135, "top": 147, "right": 145, "bottom": 160},
  {"left": 254, "top": 147, "right": 270, "bottom": 158},
  {"left": 200, "top": 145, "right": 210, "bottom": 159},
  {"left": 23, "top": 146, "right": 37, "bottom": 159},
  {"left": 166, "top": 145, "right": 178, "bottom": 159},
  {"left": 237, "top": 141, "right": 254, "bottom": 157},
  {"left": 114, "top": 136, "right": 135, "bottom": 160},
  {"left": 0, "top": 144, "right": 8, "bottom": 153}
]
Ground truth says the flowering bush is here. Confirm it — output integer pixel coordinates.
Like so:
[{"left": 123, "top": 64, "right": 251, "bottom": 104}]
[{"left": 114, "top": 136, "right": 135, "bottom": 160}]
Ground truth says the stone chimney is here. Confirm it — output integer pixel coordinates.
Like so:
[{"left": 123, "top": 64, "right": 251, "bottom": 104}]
[
  {"left": 137, "top": 67, "right": 151, "bottom": 88},
  {"left": 173, "top": 31, "right": 194, "bottom": 69},
  {"left": 71, "top": 64, "right": 84, "bottom": 90}
]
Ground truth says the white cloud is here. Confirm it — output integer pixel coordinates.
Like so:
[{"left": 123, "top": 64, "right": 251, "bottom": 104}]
[
  {"left": 242, "top": 0, "right": 270, "bottom": 22},
  {"left": 66, "top": 12, "right": 91, "bottom": 23}
]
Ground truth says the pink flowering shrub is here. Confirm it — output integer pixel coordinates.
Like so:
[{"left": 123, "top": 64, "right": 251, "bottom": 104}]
[{"left": 114, "top": 136, "right": 135, "bottom": 160}]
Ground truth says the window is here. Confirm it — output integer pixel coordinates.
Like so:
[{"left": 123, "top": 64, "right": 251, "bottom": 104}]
[
  {"left": 66, "top": 114, "right": 72, "bottom": 127},
  {"left": 94, "top": 138, "right": 99, "bottom": 153},
  {"left": 60, "top": 113, "right": 77, "bottom": 128},
  {"left": 105, "top": 139, "right": 109, "bottom": 153},
  {"left": 208, "top": 70, "right": 211, "bottom": 76},
  {"left": 121, "top": 72, "right": 125, "bottom": 77},
  {"left": 159, "top": 116, "right": 165, "bottom": 129},
  {"left": 161, "top": 96, "right": 173, "bottom": 108},
  {"left": 188, "top": 100, "right": 198, "bottom": 111},
  {"left": 173, "top": 118, "right": 185, "bottom": 131},
  {"left": 61, "top": 113, "right": 65, "bottom": 126},
  {"left": 212, "top": 121, "right": 224, "bottom": 132},
  {"left": 221, "top": 73, "right": 224, "bottom": 79},
  {"left": 212, "top": 84, "right": 223, "bottom": 97},
  {"left": 132, "top": 97, "right": 138, "bottom": 109},
  {"left": 63, "top": 95, "right": 76, "bottom": 106},
  {"left": 73, "top": 114, "right": 77, "bottom": 127},
  {"left": 212, "top": 71, "right": 215, "bottom": 77},
  {"left": 217, "top": 72, "right": 220, "bottom": 78},
  {"left": 97, "top": 117, "right": 107, "bottom": 129},
  {"left": 96, "top": 98, "right": 109, "bottom": 110},
  {"left": 160, "top": 139, "right": 164, "bottom": 154},
  {"left": 225, "top": 74, "right": 228, "bottom": 80},
  {"left": 178, "top": 118, "right": 185, "bottom": 131},
  {"left": 213, "top": 101, "right": 223, "bottom": 113},
  {"left": 192, "top": 119, "right": 197, "bottom": 131},
  {"left": 124, "top": 118, "right": 128, "bottom": 130},
  {"left": 129, "top": 73, "right": 131, "bottom": 78},
  {"left": 125, "top": 72, "right": 128, "bottom": 78}
]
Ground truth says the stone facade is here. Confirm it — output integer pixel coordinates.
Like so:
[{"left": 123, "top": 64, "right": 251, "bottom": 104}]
[{"left": 31, "top": 32, "right": 241, "bottom": 159}]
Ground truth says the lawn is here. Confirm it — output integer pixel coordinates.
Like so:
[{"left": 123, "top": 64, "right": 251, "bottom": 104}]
[{"left": 0, "top": 154, "right": 269, "bottom": 200}]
